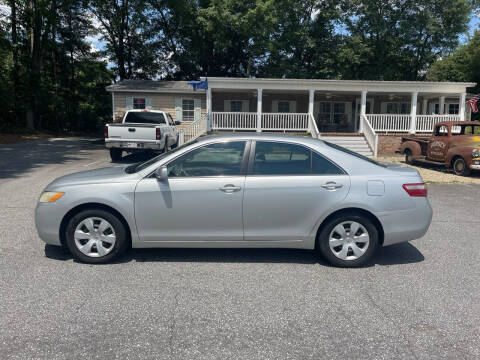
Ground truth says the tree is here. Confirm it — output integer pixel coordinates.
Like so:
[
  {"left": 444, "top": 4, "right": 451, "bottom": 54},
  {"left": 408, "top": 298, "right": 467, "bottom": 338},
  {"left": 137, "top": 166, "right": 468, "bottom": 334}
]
[{"left": 336, "top": 0, "right": 473, "bottom": 80}]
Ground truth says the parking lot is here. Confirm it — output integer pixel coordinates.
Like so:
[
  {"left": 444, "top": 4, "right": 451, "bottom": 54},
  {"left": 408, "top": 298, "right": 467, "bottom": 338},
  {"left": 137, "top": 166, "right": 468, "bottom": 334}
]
[{"left": 1, "top": 137, "right": 479, "bottom": 359}]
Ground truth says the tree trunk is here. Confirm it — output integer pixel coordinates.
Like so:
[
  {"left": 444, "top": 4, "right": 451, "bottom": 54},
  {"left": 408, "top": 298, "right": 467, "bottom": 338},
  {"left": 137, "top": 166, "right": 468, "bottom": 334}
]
[{"left": 10, "top": 0, "right": 19, "bottom": 120}]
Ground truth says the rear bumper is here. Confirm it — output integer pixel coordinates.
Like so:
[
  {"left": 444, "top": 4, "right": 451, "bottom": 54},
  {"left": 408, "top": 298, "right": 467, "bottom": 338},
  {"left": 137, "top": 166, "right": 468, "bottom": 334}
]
[
  {"left": 105, "top": 140, "right": 165, "bottom": 150},
  {"left": 377, "top": 198, "right": 433, "bottom": 246}
]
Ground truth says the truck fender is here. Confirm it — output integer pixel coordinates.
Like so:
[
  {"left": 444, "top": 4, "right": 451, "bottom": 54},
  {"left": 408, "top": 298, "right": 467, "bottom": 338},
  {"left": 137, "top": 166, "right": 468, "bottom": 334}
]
[
  {"left": 399, "top": 141, "right": 422, "bottom": 156},
  {"left": 445, "top": 148, "right": 462, "bottom": 168}
]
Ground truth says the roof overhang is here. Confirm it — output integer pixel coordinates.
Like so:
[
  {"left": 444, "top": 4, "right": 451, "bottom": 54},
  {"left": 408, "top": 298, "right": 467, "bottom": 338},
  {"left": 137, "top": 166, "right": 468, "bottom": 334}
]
[{"left": 203, "top": 77, "right": 476, "bottom": 94}]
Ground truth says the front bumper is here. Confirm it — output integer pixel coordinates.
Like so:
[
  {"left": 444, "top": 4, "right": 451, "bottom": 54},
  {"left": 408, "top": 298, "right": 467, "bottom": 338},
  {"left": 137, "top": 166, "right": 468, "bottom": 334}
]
[
  {"left": 35, "top": 202, "right": 65, "bottom": 246},
  {"left": 105, "top": 140, "right": 164, "bottom": 150},
  {"left": 470, "top": 159, "right": 480, "bottom": 170}
]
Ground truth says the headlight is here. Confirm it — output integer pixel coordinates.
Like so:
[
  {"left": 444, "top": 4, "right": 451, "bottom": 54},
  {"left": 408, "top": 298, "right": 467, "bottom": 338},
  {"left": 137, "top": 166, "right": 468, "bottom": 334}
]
[
  {"left": 473, "top": 149, "right": 480, "bottom": 158},
  {"left": 39, "top": 192, "right": 65, "bottom": 203}
]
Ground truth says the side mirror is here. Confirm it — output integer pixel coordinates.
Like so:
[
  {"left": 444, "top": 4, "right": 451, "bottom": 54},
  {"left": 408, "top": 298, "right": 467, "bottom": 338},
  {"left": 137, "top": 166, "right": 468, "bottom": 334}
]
[
  {"left": 155, "top": 166, "right": 168, "bottom": 181},
  {"left": 174, "top": 120, "right": 182, "bottom": 126}
]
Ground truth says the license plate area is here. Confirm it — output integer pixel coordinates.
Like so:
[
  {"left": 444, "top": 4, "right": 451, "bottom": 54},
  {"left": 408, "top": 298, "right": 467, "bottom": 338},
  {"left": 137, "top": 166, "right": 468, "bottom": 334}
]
[{"left": 127, "top": 142, "right": 137, "bottom": 148}]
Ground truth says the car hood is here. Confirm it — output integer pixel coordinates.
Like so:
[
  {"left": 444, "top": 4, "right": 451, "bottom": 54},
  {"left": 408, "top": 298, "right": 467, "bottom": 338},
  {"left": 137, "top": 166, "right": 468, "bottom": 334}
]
[{"left": 46, "top": 165, "right": 136, "bottom": 188}]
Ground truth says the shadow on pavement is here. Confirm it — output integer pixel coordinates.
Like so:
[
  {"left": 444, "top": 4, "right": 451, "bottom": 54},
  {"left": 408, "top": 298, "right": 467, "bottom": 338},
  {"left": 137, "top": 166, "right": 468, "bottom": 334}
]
[
  {"left": 45, "top": 241, "right": 424, "bottom": 267},
  {"left": 0, "top": 138, "right": 103, "bottom": 179}
]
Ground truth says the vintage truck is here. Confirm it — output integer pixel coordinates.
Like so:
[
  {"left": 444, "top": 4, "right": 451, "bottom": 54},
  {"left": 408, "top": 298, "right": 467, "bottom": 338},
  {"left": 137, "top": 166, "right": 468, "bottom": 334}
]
[{"left": 399, "top": 121, "right": 480, "bottom": 176}]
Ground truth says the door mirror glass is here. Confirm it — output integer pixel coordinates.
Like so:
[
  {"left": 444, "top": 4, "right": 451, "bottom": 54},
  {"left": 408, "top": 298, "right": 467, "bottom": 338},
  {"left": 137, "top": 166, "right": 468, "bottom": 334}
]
[
  {"left": 155, "top": 166, "right": 168, "bottom": 181},
  {"left": 174, "top": 120, "right": 182, "bottom": 125}
]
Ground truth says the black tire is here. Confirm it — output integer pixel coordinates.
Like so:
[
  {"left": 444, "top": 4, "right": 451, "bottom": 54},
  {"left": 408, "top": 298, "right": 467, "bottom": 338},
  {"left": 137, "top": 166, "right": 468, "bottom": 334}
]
[
  {"left": 109, "top": 148, "right": 123, "bottom": 162},
  {"left": 405, "top": 149, "right": 414, "bottom": 165},
  {"left": 65, "top": 209, "right": 129, "bottom": 264},
  {"left": 317, "top": 212, "right": 379, "bottom": 268},
  {"left": 453, "top": 157, "right": 471, "bottom": 176}
]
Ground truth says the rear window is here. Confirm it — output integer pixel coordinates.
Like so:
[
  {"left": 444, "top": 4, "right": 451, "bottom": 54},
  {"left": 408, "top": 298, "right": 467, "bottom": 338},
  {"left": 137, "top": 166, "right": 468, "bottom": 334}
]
[
  {"left": 324, "top": 141, "right": 386, "bottom": 167},
  {"left": 124, "top": 112, "right": 166, "bottom": 124}
]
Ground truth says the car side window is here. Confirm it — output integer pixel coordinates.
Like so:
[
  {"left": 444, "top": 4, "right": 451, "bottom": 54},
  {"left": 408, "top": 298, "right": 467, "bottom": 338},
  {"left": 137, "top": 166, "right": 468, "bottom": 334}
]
[
  {"left": 312, "top": 152, "right": 344, "bottom": 175},
  {"left": 167, "top": 141, "right": 246, "bottom": 177},
  {"left": 435, "top": 125, "right": 448, "bottom": 136},
  {"left": 253, "top": 142, "right": 310, "bottom": 175}
]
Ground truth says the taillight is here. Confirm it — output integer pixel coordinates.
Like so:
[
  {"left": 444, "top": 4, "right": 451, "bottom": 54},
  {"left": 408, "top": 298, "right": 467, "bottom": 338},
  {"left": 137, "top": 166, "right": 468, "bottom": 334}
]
[
  {"left": 402, "top": 183, "right": 427, "bottom": 197},
  {"left": 156, "top": 127, "right": 161, "bottom": 140},
  {"left": 104, "top": 125, "right": 108, "bottom": 138}
]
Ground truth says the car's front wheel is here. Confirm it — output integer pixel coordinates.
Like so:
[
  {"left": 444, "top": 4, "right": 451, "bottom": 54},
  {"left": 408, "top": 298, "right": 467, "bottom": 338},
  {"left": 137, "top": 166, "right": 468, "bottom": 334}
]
[
  {"left": 65, "top": 209, "right": 128, "bottom": 264},
  {"left": 453, "top": 157, "right": 471, "bottom": 176},
  {"left": 317, "top": 213, "right": 379, "bottom": 267}
]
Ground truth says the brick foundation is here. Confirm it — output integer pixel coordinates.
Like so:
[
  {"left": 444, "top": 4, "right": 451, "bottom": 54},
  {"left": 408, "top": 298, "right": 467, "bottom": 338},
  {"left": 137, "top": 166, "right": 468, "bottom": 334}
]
[{"left": 377, "top": 134, "right": 404, "bottom": 155}]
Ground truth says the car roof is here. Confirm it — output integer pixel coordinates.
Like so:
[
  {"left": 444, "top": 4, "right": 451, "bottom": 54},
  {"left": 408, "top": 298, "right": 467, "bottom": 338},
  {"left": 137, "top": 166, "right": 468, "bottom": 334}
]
[{"left": 196, "top": 133, "right": 325, "bottom": 146}]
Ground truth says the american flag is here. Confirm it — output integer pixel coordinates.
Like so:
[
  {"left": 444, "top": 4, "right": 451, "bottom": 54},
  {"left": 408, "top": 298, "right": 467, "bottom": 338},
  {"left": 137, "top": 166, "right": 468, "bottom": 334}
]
[{"left": 467, "top": 95, "right": 480, "bottom": 113}]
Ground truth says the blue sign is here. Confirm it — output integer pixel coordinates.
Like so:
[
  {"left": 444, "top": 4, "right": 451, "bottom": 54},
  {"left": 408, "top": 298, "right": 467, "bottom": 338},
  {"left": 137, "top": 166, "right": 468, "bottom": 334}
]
[{"left": 188, "top": 79, "right": 208, "bottom": 91}]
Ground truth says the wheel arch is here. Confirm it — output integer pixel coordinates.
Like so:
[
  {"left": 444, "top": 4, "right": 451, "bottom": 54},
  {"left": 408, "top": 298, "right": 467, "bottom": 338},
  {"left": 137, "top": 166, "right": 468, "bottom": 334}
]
[
  {"left": 400, "top": 141, "right": 421, "bottom": 156},
  {"left": 59, "top": 203, "right": 132, "bottom": 248},
  {"left": 315, "top": 207, "right": 384, "bottom": 247}
]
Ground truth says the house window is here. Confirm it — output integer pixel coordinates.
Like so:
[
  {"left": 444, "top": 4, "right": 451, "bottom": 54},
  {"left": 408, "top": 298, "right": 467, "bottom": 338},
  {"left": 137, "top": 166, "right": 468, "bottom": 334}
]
[
  {"left": 182, "top": 99, "right": 194, "bottom": 121},
  {"left": 319, "top": 102, "right": 331, "bottom": 123},
  {"left": 433, "top": 103, "right": 447, "bottom": 114},
  {"left": 399, "top": 102, "right": 410, "bottom": 114},
  {"left": 231, "top": 100, "right": 243, "bottom": 112},
  {"left": 333, "top": 103, "right": 346, "bottom": 123},
  {"left": 448, "top": 104, "right": 459, "bottom": 114},
  {"left": 133, "top": 98, "right": 146, "bottom": 109},
  {"left": 386, "top": 102, "right": 410, "bottom": 114},
  {"left": 386, "top": 103, "right": 398, "bottom": 114},
  {"left": 278, "top": 101, "right": 290, "bottom": 113}
]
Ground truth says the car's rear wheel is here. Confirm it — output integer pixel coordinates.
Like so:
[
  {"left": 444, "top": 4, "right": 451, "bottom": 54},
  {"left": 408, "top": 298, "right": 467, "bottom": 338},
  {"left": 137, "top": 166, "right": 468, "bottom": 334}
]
[
  {"left": 109, "top": 148, "right": 123, "bottom": 162},
  {"left": 317, "top": 213, "right": 379, "bottom": 267},
  {"left": 405, "top": 149, "right": 414, "bottom": 165},
  {"left": 65, "top": 209, "right": 128, "bottom": 264},
  {"left": 453, "top": 157, "right": 471, "bottom": 176}
]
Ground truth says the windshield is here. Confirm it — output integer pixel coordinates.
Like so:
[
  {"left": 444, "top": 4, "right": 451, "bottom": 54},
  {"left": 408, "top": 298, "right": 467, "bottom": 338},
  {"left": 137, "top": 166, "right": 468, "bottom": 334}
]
[
  {"left": 124, "top": 112, "right": 166, "bottom": 124},
  {"left": 324, "top": 141, "right": 386, "bottom": 167},
  {"left": 125, "top": 140, "right": 198, "bottom": 174}
]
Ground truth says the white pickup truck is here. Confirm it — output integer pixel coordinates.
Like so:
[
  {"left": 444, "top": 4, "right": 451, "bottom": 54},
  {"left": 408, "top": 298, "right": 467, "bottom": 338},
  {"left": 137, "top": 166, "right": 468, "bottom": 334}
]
[{"left": 105, "top": 109, "right": 180, "bottom": 161}]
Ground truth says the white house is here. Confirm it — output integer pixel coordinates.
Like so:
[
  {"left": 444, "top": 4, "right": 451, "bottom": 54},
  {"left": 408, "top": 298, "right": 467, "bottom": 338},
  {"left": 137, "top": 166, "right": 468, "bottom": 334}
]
[{"left": 107, "top": 77, "right": 476, "bottom": 156}]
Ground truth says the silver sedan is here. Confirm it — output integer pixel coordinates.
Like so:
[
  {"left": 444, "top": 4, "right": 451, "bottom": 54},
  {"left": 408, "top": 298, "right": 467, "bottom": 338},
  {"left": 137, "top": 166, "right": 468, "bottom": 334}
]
[{"left": 35, "top": 134, "right": 432, "bottom": 267}]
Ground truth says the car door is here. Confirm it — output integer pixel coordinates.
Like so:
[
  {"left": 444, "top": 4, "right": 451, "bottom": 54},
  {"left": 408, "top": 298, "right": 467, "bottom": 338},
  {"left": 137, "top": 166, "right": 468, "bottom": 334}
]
[
  {"left": 134, "top": 141, "right": 249, "bottom": 242},
  {"left": 243, "top": 141, "right": 350, "bottom": 242},
  {"left": 428, "top": 125, "right": 449, "bottom": 161}
]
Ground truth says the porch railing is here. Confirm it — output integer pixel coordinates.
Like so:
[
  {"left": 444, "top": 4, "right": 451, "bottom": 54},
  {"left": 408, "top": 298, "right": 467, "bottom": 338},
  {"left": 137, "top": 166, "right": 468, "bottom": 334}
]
[
  {"left": 416, "top": 115, "right": 460, "bottom": 132},
  {"left": 181, "top": 114, "right": 208, "bottom": 144},
  {"left": 261, "top": 113, "right": 309, "bottom": 131},
  {"left": 211, "top": 111, "right": 309, "bottom": 132},
  {"left": 366, "top": 114, "right": 410, "bottom": 132},
  {"left": 211, "top": 112, "right": 257, "bottom": 130},
  {"left": 362, "top": 115, "right": 378, "bottom": 157}
]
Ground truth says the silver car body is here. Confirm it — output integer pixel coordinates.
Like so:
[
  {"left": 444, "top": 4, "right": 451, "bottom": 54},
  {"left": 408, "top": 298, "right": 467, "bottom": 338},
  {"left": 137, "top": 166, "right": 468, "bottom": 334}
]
[{"left": 35, "top": 134, "right": 433, "bottom": 249}]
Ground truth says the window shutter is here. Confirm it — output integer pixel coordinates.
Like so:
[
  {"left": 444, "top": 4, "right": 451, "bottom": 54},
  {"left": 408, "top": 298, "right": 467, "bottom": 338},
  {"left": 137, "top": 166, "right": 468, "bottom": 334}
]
[
  {"left": 289, "top": 101, "right": 297, "bottom": 113},
  {"left": 242, "top": 100, "right": 249, "bottom": 112},
  {"left": 344, "top": 102, "right": 352, "bottom": 122},
  {"left": 380, "top": 102, "right": 387, "bottom": 114},
  {"left": 146, "top": 98, "right": 152, "bottom": 110},
  {"left": 126, "top": 97, "right": 133, "bottom": 110},
  {"left": 175, "top": 97, "right": 182, "bottom": 121},
  {"left": 194, "top": 98, "right": 201, "bottom": 121},
  {"left": 224, "top": 100, "right": 231, "bottom": 112},
  {"left": 272, "top": 100, "right": 278, "bottom": 113}
]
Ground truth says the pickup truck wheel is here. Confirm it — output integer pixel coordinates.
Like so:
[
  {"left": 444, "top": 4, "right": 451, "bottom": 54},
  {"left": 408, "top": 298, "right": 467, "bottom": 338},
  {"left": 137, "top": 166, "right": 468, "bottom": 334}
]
[
  {"left": 109, "top": 148, "right": 122, "bottom": 162},
  {"left": 453, "top": 157, "right": 471, "bottom": 176},
  {"left": 405, "top": 149, "right": 414, "bottom": 165}
]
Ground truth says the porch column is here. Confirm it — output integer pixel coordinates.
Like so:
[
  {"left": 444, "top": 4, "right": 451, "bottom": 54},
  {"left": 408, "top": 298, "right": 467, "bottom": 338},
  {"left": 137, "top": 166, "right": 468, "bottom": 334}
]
[
  {"left": 257, "top": 88, "right": 262, "bottom": 132},
  {"left": 409, "top": 91, "right": 418, "bottom": 134},
  {"left": 422, "top": 98, "right": 428, "bottom": 115},
  {"left": 308, "top": 89, "right": 315, "bottom": 133},
  {"left": 459, "top": 92, "right": 466, "bottom": 121},
  {"left": 206, "top": 87, "right": 212, "bottom": 131},
  {"left": 439, "top": 96, "right": 445, "bottom": 115},
  {"left": 359, "top": 90, "right": 367, "bottom": 133}
]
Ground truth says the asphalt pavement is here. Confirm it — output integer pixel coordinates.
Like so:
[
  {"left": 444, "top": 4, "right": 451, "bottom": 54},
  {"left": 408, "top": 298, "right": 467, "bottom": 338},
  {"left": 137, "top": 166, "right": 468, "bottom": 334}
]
[{"left": 0, "top": 137, "right": 479, "bottom": 359}]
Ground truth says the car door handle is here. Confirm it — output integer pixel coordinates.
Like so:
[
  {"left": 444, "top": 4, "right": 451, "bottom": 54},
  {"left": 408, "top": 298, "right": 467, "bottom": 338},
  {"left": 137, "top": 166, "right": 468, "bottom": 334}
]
[
  {"left": 128, "top": 128, "right": 136, "bottom": 132},
  {"left": 219, "top": 184, "right": 241, "bottom": 193},
  {"left": 321, "top": 182, "right": 343, "bottom": 190}
]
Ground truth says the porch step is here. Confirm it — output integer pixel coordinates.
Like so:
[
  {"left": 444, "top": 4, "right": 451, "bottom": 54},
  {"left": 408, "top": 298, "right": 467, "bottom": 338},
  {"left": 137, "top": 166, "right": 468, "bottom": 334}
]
[{"left": 320, "top": 135, "right": 374, "bottom": 157}]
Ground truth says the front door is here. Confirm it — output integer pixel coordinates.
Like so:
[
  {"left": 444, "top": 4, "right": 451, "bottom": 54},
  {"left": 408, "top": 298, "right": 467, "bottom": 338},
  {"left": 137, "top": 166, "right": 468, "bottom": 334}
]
[
  {"left": 428, "top": 125, "right": 449, "bottom": 161},
  {"left": 134, "top": 141, "right": 248, "bottom": 242},
  {"left": 243, "top": 141, "right": 350, "bottom": 242}
]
